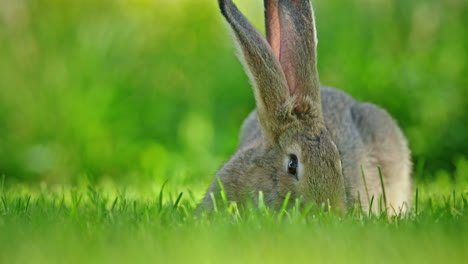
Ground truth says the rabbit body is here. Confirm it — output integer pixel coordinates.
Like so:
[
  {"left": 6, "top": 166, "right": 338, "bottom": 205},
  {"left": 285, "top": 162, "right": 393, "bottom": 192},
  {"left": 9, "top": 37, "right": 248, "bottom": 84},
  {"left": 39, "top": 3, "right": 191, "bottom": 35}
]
[{"left": 236, "top": 86, "right": 412, "bottom": 212}]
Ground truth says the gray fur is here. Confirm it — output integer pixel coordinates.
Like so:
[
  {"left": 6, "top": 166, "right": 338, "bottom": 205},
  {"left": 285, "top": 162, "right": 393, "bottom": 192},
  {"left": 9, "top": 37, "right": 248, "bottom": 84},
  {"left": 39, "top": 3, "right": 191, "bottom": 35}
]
[
  {"left": 236, "top": 87, "right": 412, "bottom": 212},
  {"left": 200, "top": 0, "right": 412, "bottom": 214}
]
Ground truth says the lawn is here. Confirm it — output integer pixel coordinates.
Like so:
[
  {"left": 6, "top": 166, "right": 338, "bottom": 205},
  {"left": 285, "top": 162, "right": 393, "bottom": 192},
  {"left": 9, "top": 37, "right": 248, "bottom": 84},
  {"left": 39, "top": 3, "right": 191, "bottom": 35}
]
[{"left": 0, "top": 178, "right": 466, "bottom": 264}]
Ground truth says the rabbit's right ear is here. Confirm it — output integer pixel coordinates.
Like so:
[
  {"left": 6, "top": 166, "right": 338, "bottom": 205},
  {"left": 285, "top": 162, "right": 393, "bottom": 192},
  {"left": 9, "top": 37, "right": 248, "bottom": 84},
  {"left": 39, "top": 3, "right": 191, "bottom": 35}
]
[
  {"left": 218, "top": 0, "right": 290, "bottom": 142},
  {"left": 265, "top": 0, "right": 321, "bottom": 117}
]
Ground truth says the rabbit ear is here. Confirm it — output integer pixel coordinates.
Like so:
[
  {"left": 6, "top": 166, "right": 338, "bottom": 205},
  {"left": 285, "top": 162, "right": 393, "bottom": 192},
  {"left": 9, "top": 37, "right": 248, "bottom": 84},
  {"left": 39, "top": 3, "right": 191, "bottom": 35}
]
[
  {"left": 265, "top": 0, "right": 321, "bottom": 116},
  {"left": 218, "top": 0, "right": 290, "bottom": 140}
]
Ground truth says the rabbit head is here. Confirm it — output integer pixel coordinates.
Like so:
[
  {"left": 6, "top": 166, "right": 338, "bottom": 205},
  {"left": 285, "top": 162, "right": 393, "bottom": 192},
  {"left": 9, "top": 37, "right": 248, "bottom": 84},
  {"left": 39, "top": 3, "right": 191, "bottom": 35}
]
[{"left": 204, "top": 0, "right": 346, "bottom": 210}]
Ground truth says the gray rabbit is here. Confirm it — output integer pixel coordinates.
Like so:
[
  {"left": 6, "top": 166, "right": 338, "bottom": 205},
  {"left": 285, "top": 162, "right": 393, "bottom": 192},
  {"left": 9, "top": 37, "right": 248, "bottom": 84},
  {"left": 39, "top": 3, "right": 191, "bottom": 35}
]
[{"left": 200, "top": 0, "right": 411, "bottom": 214}]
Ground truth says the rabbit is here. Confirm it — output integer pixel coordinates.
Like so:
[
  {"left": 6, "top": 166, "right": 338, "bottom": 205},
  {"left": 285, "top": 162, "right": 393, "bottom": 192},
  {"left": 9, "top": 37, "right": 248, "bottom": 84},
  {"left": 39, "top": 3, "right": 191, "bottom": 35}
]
[{"left": 200, "top": 0, "right": 412, "bottom": 214}]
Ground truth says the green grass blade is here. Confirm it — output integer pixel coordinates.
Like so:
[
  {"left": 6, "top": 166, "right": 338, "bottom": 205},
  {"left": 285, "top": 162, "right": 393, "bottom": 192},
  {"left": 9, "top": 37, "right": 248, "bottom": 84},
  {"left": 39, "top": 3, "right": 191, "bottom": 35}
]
[
  {"left": 216, "top": 177, "right": 228, "bottom": 208},
  {"left": 173, "top": 192, "right": 184, "bottom": 209},
  {"left": 378, "top": 166, "right": 387, "bottom": 213},
  {"left": 360, "top": 165, "right": 371, "bottom": 205},
  {"left": 159, "top": 179, "right": 169, "bottom": 212}
]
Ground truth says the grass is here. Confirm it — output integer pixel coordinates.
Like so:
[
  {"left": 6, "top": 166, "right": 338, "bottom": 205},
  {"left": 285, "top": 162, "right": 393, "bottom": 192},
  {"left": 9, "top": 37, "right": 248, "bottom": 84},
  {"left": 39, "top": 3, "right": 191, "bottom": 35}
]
[
  {"left": 0, "top": 0, "right": 467, "bottom": 182},
  {"left": 0, "top": 179, "right": 466, "bottom": 264}
]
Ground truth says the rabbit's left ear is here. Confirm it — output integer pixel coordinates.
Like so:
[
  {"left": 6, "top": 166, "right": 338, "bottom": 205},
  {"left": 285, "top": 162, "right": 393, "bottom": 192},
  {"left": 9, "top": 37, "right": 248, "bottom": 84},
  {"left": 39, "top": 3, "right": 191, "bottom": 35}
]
[{"left": 265, "top": 0, "right": 321, "bottom": 115}]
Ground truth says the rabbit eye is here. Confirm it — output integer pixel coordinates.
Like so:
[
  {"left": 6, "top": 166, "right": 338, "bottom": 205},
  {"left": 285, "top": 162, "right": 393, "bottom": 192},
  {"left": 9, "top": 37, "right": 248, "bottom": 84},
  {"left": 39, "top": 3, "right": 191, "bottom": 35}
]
[{"left": 288, "top": 154, "right": 298, "bottom": 177}]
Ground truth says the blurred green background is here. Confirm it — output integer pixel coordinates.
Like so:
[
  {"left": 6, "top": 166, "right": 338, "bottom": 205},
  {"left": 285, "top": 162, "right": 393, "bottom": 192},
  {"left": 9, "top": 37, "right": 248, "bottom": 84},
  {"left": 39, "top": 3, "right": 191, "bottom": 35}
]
[{"left": 0, "top": 0, "right": 466, "bottom": 186}]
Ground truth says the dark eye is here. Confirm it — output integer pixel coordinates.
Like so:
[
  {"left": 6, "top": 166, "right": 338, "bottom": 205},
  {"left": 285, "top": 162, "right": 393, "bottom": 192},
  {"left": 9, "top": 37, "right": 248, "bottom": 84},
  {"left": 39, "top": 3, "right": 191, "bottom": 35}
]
[{"left": 288, "top": 154, "right": 298, "bottom": 177}]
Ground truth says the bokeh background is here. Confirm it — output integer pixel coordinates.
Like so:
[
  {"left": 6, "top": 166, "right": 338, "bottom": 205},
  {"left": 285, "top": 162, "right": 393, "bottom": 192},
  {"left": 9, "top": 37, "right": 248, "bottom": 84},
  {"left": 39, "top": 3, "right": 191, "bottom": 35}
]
[{"left": 0, "top": 0, "right": 466, "bottom": 187}]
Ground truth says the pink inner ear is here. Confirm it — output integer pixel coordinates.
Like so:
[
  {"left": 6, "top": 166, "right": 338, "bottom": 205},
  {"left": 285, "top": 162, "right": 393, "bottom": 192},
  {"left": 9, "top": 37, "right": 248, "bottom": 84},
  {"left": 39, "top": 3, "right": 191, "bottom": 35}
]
[
  {"left": 266, "top": 1, "right": 297, "bottom": 96},
  {"left": 266, "top": 1, "right": 281, "bottom": 59}
]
